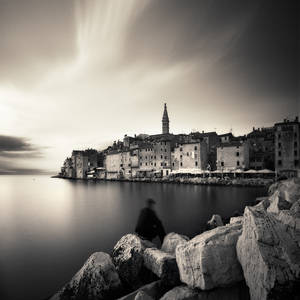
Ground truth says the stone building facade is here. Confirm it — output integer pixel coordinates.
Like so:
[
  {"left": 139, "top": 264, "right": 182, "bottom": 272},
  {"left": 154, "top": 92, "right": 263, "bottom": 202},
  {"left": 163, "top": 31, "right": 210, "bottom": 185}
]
[
  {"left": 172, "top": 141, "right": 208, "bottom": 170},
  {"left": 275, "top": 117, "right": 300, "bottom": 178},
  {"left": 217, "top": 142, "right": 250, "bottom": 171}
]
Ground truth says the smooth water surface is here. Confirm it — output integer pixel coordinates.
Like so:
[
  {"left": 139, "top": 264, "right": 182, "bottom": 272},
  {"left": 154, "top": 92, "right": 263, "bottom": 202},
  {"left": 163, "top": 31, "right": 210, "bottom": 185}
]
[{"left": 0, "top": 175, "right": 267, "bottom": 300}]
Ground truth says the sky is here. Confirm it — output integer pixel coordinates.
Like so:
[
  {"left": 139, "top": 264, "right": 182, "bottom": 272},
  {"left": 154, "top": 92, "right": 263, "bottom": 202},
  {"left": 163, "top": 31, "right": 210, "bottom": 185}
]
[{"left": 0, "top": 0, "right": 298, "bottom": 174}]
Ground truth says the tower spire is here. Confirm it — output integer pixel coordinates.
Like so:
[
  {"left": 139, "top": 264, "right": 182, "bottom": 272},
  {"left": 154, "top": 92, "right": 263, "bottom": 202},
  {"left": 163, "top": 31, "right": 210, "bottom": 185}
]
[{"left": 162, "top": 103, "right": 169, "bottom": 134}]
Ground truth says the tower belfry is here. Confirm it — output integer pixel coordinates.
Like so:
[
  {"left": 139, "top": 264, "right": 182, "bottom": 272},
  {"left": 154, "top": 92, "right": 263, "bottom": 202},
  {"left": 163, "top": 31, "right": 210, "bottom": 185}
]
[{"left": 162, "top": 103, "right": 169, "bottom": 134}]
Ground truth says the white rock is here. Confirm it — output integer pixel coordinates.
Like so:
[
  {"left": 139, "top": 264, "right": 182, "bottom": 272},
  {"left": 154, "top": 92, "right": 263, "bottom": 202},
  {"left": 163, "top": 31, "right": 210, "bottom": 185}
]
[
  {"left": 161, "top": 232, "right": 189, "bottom": 255},
  {"left": 50, "top": 252, "right": 122, "bottom": 300},
  {"left": 207, "top": 214, "right": 223, "bottom": 229},
  {"left": 134, "top": 291, "right": 154, "bottom": 300},
  {"left": 112, "top": 234, "right": 156, "bottom": 289},
  {"left": 237, "top": 206, "right": 300, "bottom": 300},
  {"left": 176, "top": 223, "right": 243, "bottom": 290},
  {"left": 229, "top": 216, "right": 243, "bottom": 224},
  {"left": 143, "top": 248, "right": 179, "bottom": 284}
]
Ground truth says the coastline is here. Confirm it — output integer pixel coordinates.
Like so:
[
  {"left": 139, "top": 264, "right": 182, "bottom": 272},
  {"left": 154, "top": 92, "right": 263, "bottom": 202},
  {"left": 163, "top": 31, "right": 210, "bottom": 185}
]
[{"left": 53, "top": 175, "right": 273, "bottom": 188}]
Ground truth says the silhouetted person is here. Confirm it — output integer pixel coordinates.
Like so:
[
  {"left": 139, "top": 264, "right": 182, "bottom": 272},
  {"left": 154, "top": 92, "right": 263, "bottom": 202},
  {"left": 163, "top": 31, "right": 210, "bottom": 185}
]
[{"left": 135, "top": 198, "right": 166, "bottom": 243}]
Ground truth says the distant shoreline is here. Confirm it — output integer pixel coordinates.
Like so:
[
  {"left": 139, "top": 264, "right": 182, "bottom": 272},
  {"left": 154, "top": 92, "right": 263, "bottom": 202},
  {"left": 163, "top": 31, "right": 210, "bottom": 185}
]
[{"left": 52, "top": 175, "right": 272, "bottom": 188}]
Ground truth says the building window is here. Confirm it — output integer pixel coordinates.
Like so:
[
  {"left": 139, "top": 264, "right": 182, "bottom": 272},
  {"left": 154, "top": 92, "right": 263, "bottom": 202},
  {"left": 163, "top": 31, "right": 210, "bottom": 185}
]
[
  {"left": 140, "top": 163, "right": 142, "bottom": 166},
  {"left": 154, "top": 163, "right": 156, "bottom": 166},
  {"left": 165, "top": 149, "right": 167, "bottom": 152},
  {"left": 180, "top": 162, "right": 183, "bottom": 167},
  {"left": 236, "top": 152, "right": 239, "bottom": 157},
  {"left": 180, "top": 155, "right": 183, "bottom": 159},
  {"left": 154, "top": 156, "right": 156, "bottom": 159},
  {"left": 278, "top": 160, "right": 282, "bottom": 166},
  {"left": 128, "top": 163, "right": 131, "bottom": 167},
  {"left": 194, "top": 146, "right": 197, "bottom": 150},
  {"left": 161, "top": 148, "right": 163, "bottom": 151},
  {"left": 237, "top": 161, "right": 240, "bottom": 166},
  {"left": 278, "top": 151, "right": 281, "bottom": 157},
  {"left": 145, "top": 162, "right": 148, "bottom": 166},
  {"left": 295, "top": 160, "right": 299, "bottom": 167},
  {"left": 187, "top": 152, "right": 189, "bottom": 156},
  {"left": 195, "top": 161, "right": 198, "bottom": 167},
  {"left": 278, "top": 142, "right": 281, "bottom": 148},
  {"left": 165, "top": 156, "right": 167, "bottom": 159},
  {"left": 165, "top": 163, "right": 167, "bottom": 166},
  {"left": 161, "top": 155, "right": 163, "bottom": 159},
  {"left": 172, "top": 162, "right": 174, "bottom": 166},
  {"left": 295, "top": 150, "right": 298, "bottom": 156},
  {"left": 180, "top": 147, "right": 183, "bottom": 151},
  {"left": 195, "top": 154, "right": 197, "bottom": 159},
  {"left": 221, "top": 162, "right": 224, "bottom": 167},
  {"left": 161, "top": 162, "right": 163, "bottom": 166},
  {"left": 295, "top": 133, "right": 298, "bottom": 138},
  {"left": 278, "top": 134, "right": 281, "bottom": 139},
  {"left": 145, "top": 156, "right": 147, "bottom": 159},
  {"left": 165, "top": 142, "right": 167, "bottom": 145},
  {"left": 295, "top": 142, "right": 298, "bottom": 147}
]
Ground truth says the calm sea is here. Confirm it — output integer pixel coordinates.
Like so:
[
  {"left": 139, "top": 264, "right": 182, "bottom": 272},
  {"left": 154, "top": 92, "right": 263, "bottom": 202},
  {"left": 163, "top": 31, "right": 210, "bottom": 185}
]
[{"left": 0, "top": 175, "right": 267, "bottom": 300}]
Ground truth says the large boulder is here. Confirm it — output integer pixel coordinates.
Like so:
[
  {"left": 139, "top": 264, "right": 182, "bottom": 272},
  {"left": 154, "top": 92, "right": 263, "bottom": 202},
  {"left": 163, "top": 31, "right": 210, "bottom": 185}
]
[
  {"left": 161, "top": 233, "right": 189, "bottom": 255},
  {"left": 143, "top": 248, "right": 180, "bottom": 285},
  {"left": 206, "top": 214, "right": 223, "bottom": 230},
  {"left": 50, "top": 252, "right": 122, "bottom": 300},
  {"left": 160, "top": 282, "right": 250, "bottom": 300},
  {"left": 176, "top": 223, "right": 243, "bottom": 290},
  {"left": 236, "top": 205, "right": 300, "bottom": 300},
  {"left": 112, "top": 234, "right": 156, "bottom": 289}
]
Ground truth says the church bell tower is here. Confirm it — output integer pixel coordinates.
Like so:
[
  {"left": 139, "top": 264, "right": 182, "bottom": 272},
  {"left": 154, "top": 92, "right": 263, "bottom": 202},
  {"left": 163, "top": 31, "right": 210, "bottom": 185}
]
[{"left": 162, "top": 103, "right": 169, "bottom": 134}]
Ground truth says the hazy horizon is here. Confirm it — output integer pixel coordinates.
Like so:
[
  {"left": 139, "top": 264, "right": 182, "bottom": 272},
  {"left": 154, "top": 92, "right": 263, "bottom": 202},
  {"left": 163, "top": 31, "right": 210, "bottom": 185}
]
[{"left": 0, "top": 0, "right": 298, "bottom": 174}]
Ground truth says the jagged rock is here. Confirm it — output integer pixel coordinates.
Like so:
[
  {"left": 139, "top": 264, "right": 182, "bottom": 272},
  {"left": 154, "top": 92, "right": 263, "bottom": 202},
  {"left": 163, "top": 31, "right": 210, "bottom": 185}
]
[
  {"left": 230, "top": 216, "right": 243, "bottom": 224},
  {"left": 161, "top": 233, "right": 189, "bottom": 255},
  {"left": 267, "top": 190, "right": 292, "bottom": 214},
  {"left": 236, "top": 206, "right": 300, "bottom": 300},
  {"left": 143, "top": 248, "right": 180, "bottom": 284},
  {"left": 134, "top": 291, "right": 154, "bottom": 300},
  {"left": 254, "top": 197, "right": 270, "bottom": 210},
  {"left": 112, "top": 234, "right": 156, "bottom": 289},
  {"left": 268, "top": 178, "right": 300, "bottom": 202},
  {"left": 118, "top": 280, "right": 171, "bottom": 300},
  {"left": 160, "top": 282, "right": 250, "bottom": 300},
  {"left": 176, "top": 223, "right": 243, "bottom": 290},
  {"left": 50, "top": 252, "right": 122, "bottom": 300},
  {"left": 207, "top": 214, "right": 223, "bottom": 229},
  {"left": 275, "top": 200, "right": 300, "bottom": 231}
]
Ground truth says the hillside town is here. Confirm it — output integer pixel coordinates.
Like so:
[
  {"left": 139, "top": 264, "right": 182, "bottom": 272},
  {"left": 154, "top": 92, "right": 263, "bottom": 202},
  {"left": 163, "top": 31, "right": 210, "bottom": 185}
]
[{"left": 58, "top": 104, "right": 300, "bottom": 181}]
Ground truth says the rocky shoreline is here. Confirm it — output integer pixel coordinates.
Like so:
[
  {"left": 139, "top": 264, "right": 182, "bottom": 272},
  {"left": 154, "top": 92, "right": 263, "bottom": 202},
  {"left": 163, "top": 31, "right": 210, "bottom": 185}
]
[
  {"left": 53, "top": 175, "right": 273, "bottom": 188},
  {"left": 49, "top": 178, "right": 300, "bottom": 300}
]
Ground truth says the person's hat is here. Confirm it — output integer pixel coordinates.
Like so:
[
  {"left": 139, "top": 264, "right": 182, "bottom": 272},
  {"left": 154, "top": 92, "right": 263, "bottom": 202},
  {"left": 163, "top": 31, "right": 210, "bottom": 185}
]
[{"left": 147, "top": 198, "right": 156, "bottom": 205}]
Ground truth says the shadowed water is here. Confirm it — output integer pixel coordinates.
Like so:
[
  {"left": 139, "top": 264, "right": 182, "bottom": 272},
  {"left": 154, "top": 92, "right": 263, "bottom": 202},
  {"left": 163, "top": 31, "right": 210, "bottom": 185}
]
[{"left": 0, "top": 175, "right": 267, "bottom": 300}]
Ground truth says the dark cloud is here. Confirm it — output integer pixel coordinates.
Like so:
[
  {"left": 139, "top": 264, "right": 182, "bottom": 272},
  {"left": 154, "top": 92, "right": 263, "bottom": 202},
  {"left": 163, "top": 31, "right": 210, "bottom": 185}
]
[
  {"left": 0, "top": 135, "right": 35, "bottom": 151},
  {"left": 124, "top": 0, "right": 297, "bottom": 109},
  {"left": 0, "top": 135, "right": 47, "bottom": 173},
  {"left": 0, "top": 0, "right": 77, "bottom": 86}
]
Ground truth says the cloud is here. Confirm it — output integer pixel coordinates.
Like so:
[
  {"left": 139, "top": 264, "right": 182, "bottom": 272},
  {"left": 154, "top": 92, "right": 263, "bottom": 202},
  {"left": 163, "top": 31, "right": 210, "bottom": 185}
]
[{"left": 0, "top": 135, "right": 47, "bottom": 173}]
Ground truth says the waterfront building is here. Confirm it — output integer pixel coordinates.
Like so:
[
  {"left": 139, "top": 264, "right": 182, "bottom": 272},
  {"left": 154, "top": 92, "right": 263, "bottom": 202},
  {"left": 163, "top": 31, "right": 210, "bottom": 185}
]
[
  {"left": 274, "top": 117, "right": 300, "bottom": 178},
  {"left": 216, "top": 141, "right": 250, "bottom": 171},
  {"left": 190, "top": 131, "right": 219, "bottom": 170},
  {"left": 247, "top": 127, "right": 275, "bottom": 170},
  {"left": 172, "top": 141, "right": 208, "bottom": 171},
  {"left": 72, "top": 150, "right": 89, "bottom": 178},
  {"left": 61, "top": 157, "right": 75, "bottom": 178}
]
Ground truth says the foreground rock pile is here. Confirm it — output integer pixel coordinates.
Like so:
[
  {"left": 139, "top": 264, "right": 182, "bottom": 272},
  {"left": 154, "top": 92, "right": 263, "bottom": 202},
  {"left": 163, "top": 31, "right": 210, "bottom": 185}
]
[{"left": 50, "top": 178, "right": 300, "bottom": 300}]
